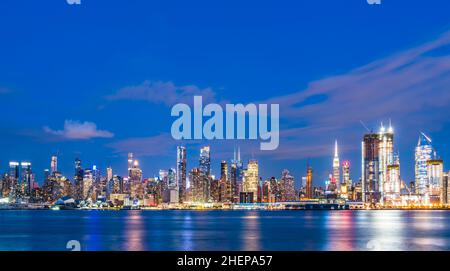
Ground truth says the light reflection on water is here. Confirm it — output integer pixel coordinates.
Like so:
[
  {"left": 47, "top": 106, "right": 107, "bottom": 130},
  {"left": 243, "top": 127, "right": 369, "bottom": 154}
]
[{"left": 0, "top": 210, "right": 449, "bottom": 251}]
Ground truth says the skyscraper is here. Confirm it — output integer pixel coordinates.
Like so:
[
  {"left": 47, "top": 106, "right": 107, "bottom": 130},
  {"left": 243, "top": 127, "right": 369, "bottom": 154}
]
[
  {"left": 415, "top": 133, "right": 433, "bottom": 196},
  {"left": 199, "top": 146, "right": 211, "bottom": 176},
  {"left": 176, "top": 146, "right": 187, "bottom": 203},
  {"left": 306, "top": 164, "right": 313, "bottom": 199},
  {"left": 442, "top": 172, "right": 449, "bottom": 206},
  {"left": 341, "top": 160, "right": 351, "bottom": 199},
  {"left": 106, "top": 166, "right": 113, "bottom": 182},
  {"left": 362, "top": 133, "right": 380, "bottom": 204},
  {"left": 378, "top": 123, "right": 394, "bottom": 204},
  {"left": 20, "top": 162, "right": 33, "bottom": 197},
  {"left": 243, "top": 160, "right": 259, "bottom": 202},
  {"left": 74, "top": 158, "right": 84, "bottom": 200},
  {"left": 280, "top": 169, "right": 295, "bottom": 201},
  {"left": 333, "top": 140, "right": 340, "bottom": 187},
  {"left": 190, "top": 168, "right": 209, "bottom": 203},
  {"left": 230, "top": 147, "right": 243, "bottom": 203},
  {"left": 219, "top": 160, "right": 230, "bottom": 202},
  {"left": 168, "top": 168, "right": 176, "bottom": 188},
  {"left": 385, "top": 153, "right": 401, "bottom": 205},
  {"left": 427, "top": 153, "right": 443, "bottom": 205},
  {"left": 51, "top": 155, "right": 58, "bottom": 174}
]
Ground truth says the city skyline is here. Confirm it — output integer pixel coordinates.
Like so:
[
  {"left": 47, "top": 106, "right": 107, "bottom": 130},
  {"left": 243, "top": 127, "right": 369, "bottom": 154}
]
[
  {"left": 0, "top": 127, "right": 447, "bottom": 191},
  {"left": 1, "top": 1, "right": 450, "bottom": 188}
]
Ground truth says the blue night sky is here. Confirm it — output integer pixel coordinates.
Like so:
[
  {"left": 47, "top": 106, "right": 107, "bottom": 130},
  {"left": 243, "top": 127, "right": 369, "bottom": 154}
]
[{"left": 0, "top": 0, "right": 449, "bottom": 187}]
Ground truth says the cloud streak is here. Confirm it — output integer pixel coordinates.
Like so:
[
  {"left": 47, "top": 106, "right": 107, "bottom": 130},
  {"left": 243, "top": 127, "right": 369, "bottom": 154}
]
[
  {"left": 107, "top": 31, "right": 450, "bottom": 163},
  {"left": 0, "top": 87, "right": 11, "bottom": 94},
  {"left": 105, "top": 80, "right": 217, "bottom": 106},
  {"left": 44, "top": 120, "right": 114, "bottom": 140},
  {"left": 262, "top": 30, "right": 450, "bottom": 159}
]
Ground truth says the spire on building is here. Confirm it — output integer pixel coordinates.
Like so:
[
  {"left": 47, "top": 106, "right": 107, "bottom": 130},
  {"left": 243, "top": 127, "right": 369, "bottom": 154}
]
[{"left": 334, "top": 140, "right": 339, "bottom": 158}]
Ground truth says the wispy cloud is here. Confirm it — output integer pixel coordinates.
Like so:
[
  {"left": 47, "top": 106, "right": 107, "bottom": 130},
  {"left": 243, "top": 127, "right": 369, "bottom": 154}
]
[
  {"left": 107, "top": 133, "right": 177, "bottom": 157},
  {"left": 44, "top": 120, "right": 114, "bottom": 140},
  {"left": 263, "top": 30, "right": 450, "bottom": 159},
  {"left": 105, "top": 80, "right": 217, "bottom": 106},
  {"left": 0, "top": 87, "right": 11, "bottom": 94},
  {"left": 106, "top": 31, "right": 450, "bottom": 162}
]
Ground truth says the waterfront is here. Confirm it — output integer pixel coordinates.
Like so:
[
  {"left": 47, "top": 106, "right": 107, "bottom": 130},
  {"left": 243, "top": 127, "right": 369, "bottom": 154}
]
[{"left": 0, "top": 210, "right": 449, "bottom": 251}]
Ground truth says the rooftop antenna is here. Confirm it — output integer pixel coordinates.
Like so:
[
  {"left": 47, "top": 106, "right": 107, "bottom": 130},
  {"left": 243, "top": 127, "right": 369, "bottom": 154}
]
[
  {"left": 420, "top": 132, "right": 432, "bottom": 143},
  {"left": 360, "top": 120, "right": 371, "bottom": 133}
]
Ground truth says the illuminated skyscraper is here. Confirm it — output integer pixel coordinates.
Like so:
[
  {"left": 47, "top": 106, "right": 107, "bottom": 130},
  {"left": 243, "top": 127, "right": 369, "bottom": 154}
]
[
  {"left": 427, "top": 153, "right": 443, "bottom": 205},
  {"left": 230, "top": 147, "right": 243, "bottom": 203},
  {"left": 128, "top": 155, "right": 143, "bottom": 200},
  {"left": 82, "top": 169, "right": 93, "bottom": 201},
  {"left": 51, "top": 155, "right": 58, "bottom": 174},
  {"left": 168, "top": 168, "right": 176, "bottom": 188},
  {"left": 341, "top": 161, "right": 351, "bottom": 199},
  {"left": 243, "top": 160, "right": 259, "bottom": 202},
  {"left": 128, "top": 153, "right": 134, "bottom": 174},
  {"left": 385, "top": 154, "right": 401, "bottom": 205},
  {"left": 190, "top": 168, "right": 209, "bottom": 203},
  {"left": 176, "top": 146, "right": 187, "bottom": 203},
  {"left": 442, "top": 172, "right": 449, "bottom": 206},
  {"left": 20, "top": 162, "right": 33, "bottom": 197},
  {"left": 333, "top": 140, "right": 340, "bottom": 188},
  {"left": 107, "top": 166, "right": 113, "bottom": 182},
  {"left": 415, "top": 133, "right": 433, "bottom": 196},
  {"left": 378, "top": 123, "right": 394, "bottom": 205},
  {"left": 199, "top": 146, "right": 211, "bottom": 176},
  {"left": 362, "top": 133, "right": 380, "bottom": 204},
  {"left": 74, "top": 158, "right": 84, "bottom": 200},
  {"left": 306, "top": 164, "right": 313, "bottom": 199},
  {"left": 280, "top": 169, "right": 295, "bottom": 201},
  {"left": 219, "top": 160, "right": 231, "bottom": 202}
]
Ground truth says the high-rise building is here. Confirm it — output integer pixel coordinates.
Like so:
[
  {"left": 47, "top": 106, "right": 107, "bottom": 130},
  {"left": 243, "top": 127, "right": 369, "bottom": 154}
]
[
  {"left": 106, "top": 166, "right": 113, "bottom": 182},
  {"left": 219, "top": 160, "right": 231, "bottom": 202},
  {"left": 427, "top": 154, "right": 443, "bottom": 205},
  {"left": 74, "top": 158, "right": 84, "bottom": 200},
  {"left": 415, "top": 133, "right": 433, "bottom": 196},
  {"left": 129, "top": 159, "right": 143, "bottom": 200},
  {"left": 199, "top": 146, "right": 211, "bottom": 176},
  {"left": 362, "top": 133, "right": 380, "bottom": 204},
  {"left": 306, "top": 165, "right": 313, "bottom": 199},
  {"left": 7, "top": 161, "right": 20, "bottom": 199},
  {"left": 243, "top": 160, "right": 259, "bottom": 202},
  {"left": 230, "top": 147, "right": 243, "bottom": 203},
  {"left": 384, "top": 153, "right": 401, "bottom": 205},
  {"left": 168, "top": 168, "right": 176, "bottom": 188},
  {"left": 128, "top": 153, "right": 134, "bottom": 174},
  {"left": 378, "top": 124, "right": 394, "bottom": 204},
  {"left": 82, "top": 169, "right": 93, "bottom": 201},
  {"left": 190, "top": 168, "right": 209, "bottom": 203},
  {"left": 333, "top": 140, "right": 340, "bottom": 188},
  {"left": 442, "top": 172, "right": 449, "bottom": 206},
  {"left": 20, "top": 162, "right": 33, "bottom": 197},
  {"left": 280, "top": 169, "right": 295, "bottom": 201},
  {"left": 176, "top": 146, "right": 187, "bottom": 203},
  {"left": 341, "top": 160, "right": 351, "bottom": 199},
  {"left": 51, "top": 155, "right": 58, "bottom": 174}
]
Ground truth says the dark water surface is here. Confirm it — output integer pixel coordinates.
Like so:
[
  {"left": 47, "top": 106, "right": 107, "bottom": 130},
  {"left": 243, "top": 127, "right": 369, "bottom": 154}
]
[{"left": 0, "top": 210, "right": 448, "bottom": 251}]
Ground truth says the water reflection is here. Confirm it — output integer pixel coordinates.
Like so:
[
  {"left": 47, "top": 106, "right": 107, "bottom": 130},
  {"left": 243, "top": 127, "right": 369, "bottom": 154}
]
[
  {"left": 323, "top": 211, "right": 355, "bottom": 251},
  {"left": 0, "top": 210, "right": 449, "bottom": 251},
  {"left": 123, "top": 211, "right": 146, "bottom": 251},
  {"left": 240, "top": 211, "right": 261, "bottom": 251},
  {"left": 181, "top": 212, "right": 193, "bottom": 251}
]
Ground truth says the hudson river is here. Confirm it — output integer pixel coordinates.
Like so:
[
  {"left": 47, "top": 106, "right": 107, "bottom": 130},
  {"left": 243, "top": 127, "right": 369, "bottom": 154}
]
[{"left": 0, "top": 210, "right": 448, "bottom": 251}]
